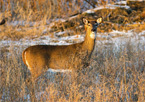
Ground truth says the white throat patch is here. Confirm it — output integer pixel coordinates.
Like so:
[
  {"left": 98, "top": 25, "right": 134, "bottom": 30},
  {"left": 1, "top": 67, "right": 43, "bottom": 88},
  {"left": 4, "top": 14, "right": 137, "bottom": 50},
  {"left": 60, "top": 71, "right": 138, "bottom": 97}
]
[
  {"left": 25, "top": 52, "right": 31, "bottom": 70},
  {"left": 90, "top": 32, "right": 96, "bottom": 39}
]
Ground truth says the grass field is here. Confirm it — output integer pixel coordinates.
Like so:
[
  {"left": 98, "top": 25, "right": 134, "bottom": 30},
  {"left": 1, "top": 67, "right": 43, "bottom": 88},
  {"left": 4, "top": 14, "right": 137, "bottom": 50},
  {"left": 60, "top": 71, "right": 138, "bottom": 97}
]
[
  {"left": 0, "top": 0, "right": 145, "bottom": 102},
  {"left": 0, "top": 38, "right": 144, "bottom": 101}
]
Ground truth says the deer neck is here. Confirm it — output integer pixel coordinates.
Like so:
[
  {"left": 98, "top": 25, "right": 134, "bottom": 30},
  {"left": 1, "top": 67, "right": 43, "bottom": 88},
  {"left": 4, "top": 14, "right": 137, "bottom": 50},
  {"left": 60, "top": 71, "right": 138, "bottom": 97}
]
[{"left": 82, "top": 29, "right": 96, "bottom": 52}]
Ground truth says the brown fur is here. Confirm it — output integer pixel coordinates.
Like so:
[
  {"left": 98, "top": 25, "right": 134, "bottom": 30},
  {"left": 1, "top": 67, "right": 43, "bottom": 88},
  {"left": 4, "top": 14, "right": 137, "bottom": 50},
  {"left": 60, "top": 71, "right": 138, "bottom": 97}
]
[{"left": 22, "top": 18, "right": 102, "bottom": 79}]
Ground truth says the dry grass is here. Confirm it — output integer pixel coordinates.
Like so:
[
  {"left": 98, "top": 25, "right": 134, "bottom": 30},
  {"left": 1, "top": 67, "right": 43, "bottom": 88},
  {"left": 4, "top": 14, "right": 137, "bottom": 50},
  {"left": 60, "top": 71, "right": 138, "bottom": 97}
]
[
  {"left": 0, "top": 0, "right": 144, "bottom": 40},
  {"left": 0, "top": 1, "right": 145, "bottom": 102},
  {"left": 0, "top": 40, "right": 144, "bottom": 102}
]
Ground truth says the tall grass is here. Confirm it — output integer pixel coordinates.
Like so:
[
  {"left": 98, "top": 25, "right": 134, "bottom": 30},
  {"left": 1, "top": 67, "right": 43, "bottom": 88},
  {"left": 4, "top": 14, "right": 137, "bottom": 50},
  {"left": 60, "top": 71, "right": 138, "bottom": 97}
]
[
  {"left": 0, "top": 0, "right": 121, "bottom": 21},
  {"left": 0, "top": 39, "right": 144, "bottom": 102},
  {"left": 0, "top": 0, "right": 145, "bottom": 101},
  {"left": 0, "top": 0, "right": 144, "bottom": 41}
]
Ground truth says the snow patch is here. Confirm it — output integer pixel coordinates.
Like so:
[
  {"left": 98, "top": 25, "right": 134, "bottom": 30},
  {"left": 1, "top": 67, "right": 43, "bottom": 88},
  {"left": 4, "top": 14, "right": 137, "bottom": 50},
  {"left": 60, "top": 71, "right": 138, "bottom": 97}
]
[
  {"left": 0, "top": 34, "right": 84, "bottom": 48},
  {"left": 109, "top": 30, "right": 134, "bottom": 37},
  {"left": 47, "top": 69, "right": 72, "bottom": 73},
  {"left": 83, "top": 10, "right": 95, "bottom": 14},
  {"left": 55, "top": 30, "right": 74, "bottom": 36},
  {"left": 115, "top": 1, "right": 127, "bottom": 5},
  {"left": 54, "top": 18, "right": 66, "bottom": 23},
  {"left": 139, "top": 30, "right": 145, "bottom": 36},
  {"left": 83, "top": 3, "right": 130, "bottom": 14},
  {"left": 1, "top": 30, "right": 145, "bottom": 49}
]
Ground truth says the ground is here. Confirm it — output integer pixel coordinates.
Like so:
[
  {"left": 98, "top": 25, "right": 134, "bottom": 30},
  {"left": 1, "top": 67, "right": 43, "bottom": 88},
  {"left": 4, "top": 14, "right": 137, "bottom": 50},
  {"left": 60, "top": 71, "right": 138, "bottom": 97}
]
[{"left": 0, "top": 0, "right": 145, "bottom": 102}]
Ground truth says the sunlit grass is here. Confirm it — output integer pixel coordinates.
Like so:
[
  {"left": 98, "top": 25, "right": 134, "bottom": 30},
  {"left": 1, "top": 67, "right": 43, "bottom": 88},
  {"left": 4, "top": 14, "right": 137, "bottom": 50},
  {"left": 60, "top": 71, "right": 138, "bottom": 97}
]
[
  {"left": 0, "top": 0, "right": 145, "bottom": 101},
  {"left": 0, "top": 39, "right": 144, "bottom": 101}
]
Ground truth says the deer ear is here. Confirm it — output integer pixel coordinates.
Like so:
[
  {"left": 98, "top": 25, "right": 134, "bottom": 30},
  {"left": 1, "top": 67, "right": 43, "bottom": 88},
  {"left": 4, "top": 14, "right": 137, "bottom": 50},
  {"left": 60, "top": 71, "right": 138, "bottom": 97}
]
[
  {"left": 97, "top": 18, "right": 102, "bottom": 24},
  {"left": 83, "top": 18, "right": 88, "bottom": 25}
]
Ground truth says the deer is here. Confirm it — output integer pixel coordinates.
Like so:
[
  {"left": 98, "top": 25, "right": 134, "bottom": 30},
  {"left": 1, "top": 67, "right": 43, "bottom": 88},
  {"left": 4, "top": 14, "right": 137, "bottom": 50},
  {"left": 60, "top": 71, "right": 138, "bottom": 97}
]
[
  {"left": 22, "top": 17, "right": 102, "bottom": 80},
  {"left": 22, "top": 17, "right": 102, "bottom": 101}
]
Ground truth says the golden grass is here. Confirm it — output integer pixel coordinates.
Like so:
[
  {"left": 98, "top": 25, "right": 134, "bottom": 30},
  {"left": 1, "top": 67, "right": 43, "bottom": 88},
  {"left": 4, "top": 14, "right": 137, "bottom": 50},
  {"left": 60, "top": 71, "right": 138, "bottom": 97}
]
[
  {"left": 0, "top": 0, "right": 144, "bottom": 40},
  {"left": 0, "top": 40, "right": 145, "bottom": 101},
  {"left": 0, "top": 1, "right": 145, "bottom": 101}
]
